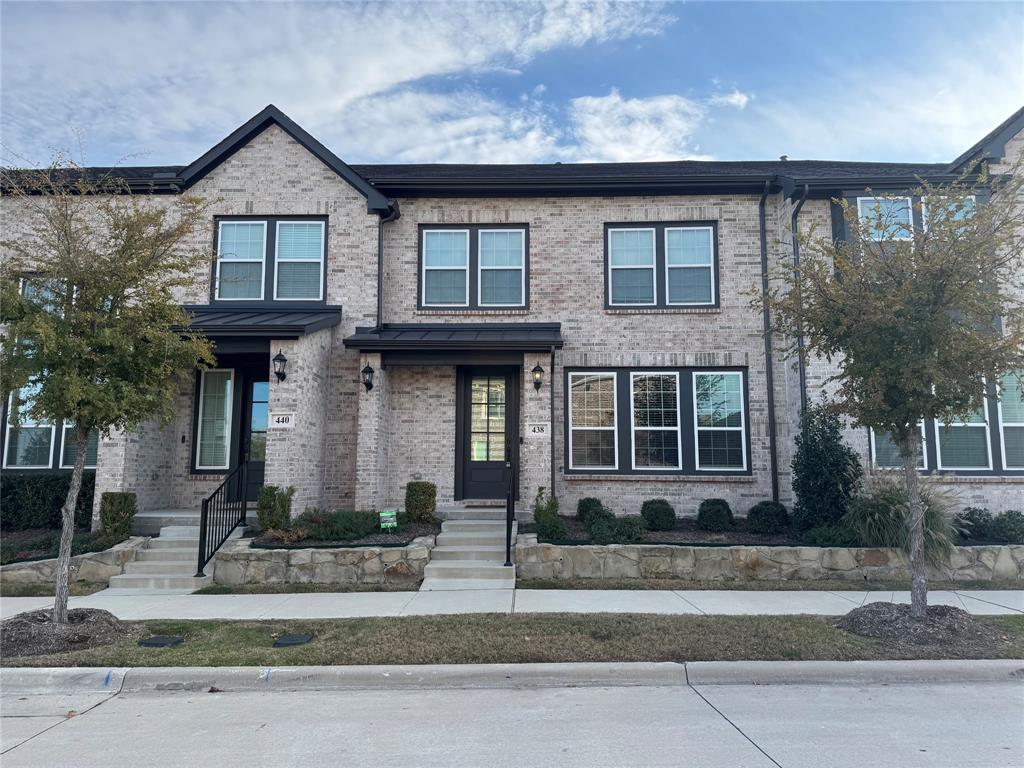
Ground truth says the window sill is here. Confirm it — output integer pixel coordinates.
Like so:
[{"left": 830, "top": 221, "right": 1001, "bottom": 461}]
[
  {"left": 563, "top": 473, "right": 754, "bottom": 483},
  {"left": 928, "top": 474, "right": 1024, "bottom": 484},
  {"left": 415, "top": 309, "right": 530, "bottom": 316},
  {"left": 603, "top": 307, "right": 721, "bottom": 315}
]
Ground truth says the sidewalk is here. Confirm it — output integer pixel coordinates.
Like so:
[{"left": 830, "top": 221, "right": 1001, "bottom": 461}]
[{"left": 2, "top": 587, "right": 1021, "bottom": 620}]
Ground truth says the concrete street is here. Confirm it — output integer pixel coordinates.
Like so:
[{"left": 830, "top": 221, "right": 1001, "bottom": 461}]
[
  {"left": 1, "top": 662, "right": 1021, "bottom": 767},
  {"left": 2, "top": 587, "right": 1022, "bottom": 620}
]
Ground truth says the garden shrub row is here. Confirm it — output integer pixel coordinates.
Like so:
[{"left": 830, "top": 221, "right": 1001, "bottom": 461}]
[{"left": 0, "top": 471, "right": 96, "bottom": 531}]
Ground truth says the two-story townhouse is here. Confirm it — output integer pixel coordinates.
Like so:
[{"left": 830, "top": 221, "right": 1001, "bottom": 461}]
[{"left": 3, "top": 104, "right": 1022, "bottom": 551}]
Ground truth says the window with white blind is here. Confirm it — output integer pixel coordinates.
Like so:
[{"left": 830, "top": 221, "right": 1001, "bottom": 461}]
[
  {"left": 935, "top": 397, "right": 992, "bottom": 471},
  {"left": 568, "top": 372, "right": 618, "bottom": 470},
  {"left": 693, "top": 372, "right": 747, "bottom": 470},
  {"left": 665, "top": 227, "right": 715, "bottom": 305},
  {"left": 60, "top": 426, "right": 99, "bottom": 469},
  {"left": 478, "top": 230, "right": 525, "bottom": 306},
  {"left": 608, "top": 228, "right": 656, "bottom": 306},
  {"left": 871, "top": 423, "right": 927, "bottom": 469},
  {"left": 857, "top": 196, "right": 913, "bottom": 241},
  {"left": 216, "top": 221, "right": 267, "bottom": 300},
  {"left": 422, "top": 230, "right": 470, "bottom": 306},
  {"left": 3, "top": 384, "right": 55, "bottom": 469},
  {"left": 195, "top": 369, "right": 234, "bottom": 470},
  {"left": 999, "top": 372, "right": 1024, "bottom": 470},
  {"left": 630, "top": 372, "right": 682, "bottom": 469},
  {"left": 275, "top": 221, "right": 325, "bottom": 300}
]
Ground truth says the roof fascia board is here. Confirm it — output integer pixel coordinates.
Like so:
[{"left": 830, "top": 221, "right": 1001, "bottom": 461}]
[{"left": 948, "top": 106, "right": 1024, "bottom": 174}]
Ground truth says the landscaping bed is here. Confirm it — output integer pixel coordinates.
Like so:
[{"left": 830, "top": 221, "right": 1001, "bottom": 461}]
[
  {"left": 523, "top": 516, "right": 800, "bottom": 546},
  {"left": 253, "top": 521, "right": 439, "bottom": 548},
  {"left": 0, "top": 581, "right": 108, "bottom": 597},
  {"left": 3, "top": 613, "right": 1022, "bottom": 667},
  {"left": 195, "top": 581, "right": 421, "bottom": 595},
  {"left": 1, "top": 608, "right": 140, "bottom": 658},
  {"left": 0, "top": 528, "right": 126, "bottom": 565}
]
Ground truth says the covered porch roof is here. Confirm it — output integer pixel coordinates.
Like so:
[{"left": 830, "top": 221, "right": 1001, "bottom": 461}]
[
  {"left": 181, "top": 305, "right": 342, "bottom": 339},
  {"left": 343, "top": 323, "right": 563, "bottom": 352}
]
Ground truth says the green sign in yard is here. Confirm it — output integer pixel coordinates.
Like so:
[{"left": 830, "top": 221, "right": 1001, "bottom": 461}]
[{"left": 379, "top": 510, "right": 398, "bottom": 531}]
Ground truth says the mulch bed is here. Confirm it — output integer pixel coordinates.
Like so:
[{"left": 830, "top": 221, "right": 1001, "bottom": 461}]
[
  {"left": 835, "top": 602, "right": 1009, "bottom": 657},
  {"left": 1, "top": 608, "right": 142, "bottom": 658},
  {"left": 254, "top": 521, "right": 441, "bottom": 548},
  {"left": 531, "top": 517, "right": 801, "bottom": 546}
]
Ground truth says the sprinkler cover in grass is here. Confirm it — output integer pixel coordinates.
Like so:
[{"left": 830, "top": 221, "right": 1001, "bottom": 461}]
[
  {"left": 273, "top": 633, "right": 313, "bottom": 648},
  {"left": 138, "top": 635, "right": 184, "bottom": 648}
]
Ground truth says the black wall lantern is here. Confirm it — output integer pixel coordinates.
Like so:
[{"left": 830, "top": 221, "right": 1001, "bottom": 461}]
[
  {"left": 532, "top": 363, "right": 545, "bottom": 391},
  {"left": 273, "top": 350, "right": 288, "bottom": 382},
  {"left": 361, "top": 364, "right": 375, "bottom": 392}
]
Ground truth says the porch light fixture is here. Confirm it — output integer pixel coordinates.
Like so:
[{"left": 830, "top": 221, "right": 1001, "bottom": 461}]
[
  {"left": 273, "top": 350, "right": 288, "bottom": 382},
  {"left": 532, "top": 363, "right": 545, "bottom": 391},
  {"left": 361, "top": 364, "right": 375, "bottom": 392}
]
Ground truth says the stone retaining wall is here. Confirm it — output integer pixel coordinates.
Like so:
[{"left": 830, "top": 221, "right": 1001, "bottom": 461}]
[
  {"left": 0, "top": 537, "right": 148, "bottom": 585},
  {"left": 515, "top": 534, "right": 1024, "bottom": 583},
  {"left": 211, "top": 536, "right": 436, "bottom": 586}
]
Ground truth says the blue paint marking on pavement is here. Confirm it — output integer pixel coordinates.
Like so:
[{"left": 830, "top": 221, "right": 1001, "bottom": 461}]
[{"left": 103, "top": 670, "right": 112, "bottom": 688}]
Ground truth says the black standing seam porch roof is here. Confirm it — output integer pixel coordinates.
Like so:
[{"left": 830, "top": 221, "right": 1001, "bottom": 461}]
[
  {"left": 181, "top": 305, "right": 342, "bottom": 339},
  {"left": 343, "top": 323, "right": 563, "bottom": 352}
]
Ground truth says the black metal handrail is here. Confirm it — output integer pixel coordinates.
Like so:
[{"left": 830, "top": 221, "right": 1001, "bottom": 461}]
[
  {"left": 504, "top": 443, "right": 516, "bottom": 567},
  {"left": 196, "top": 459, "right": 248, "bottom": 577}
]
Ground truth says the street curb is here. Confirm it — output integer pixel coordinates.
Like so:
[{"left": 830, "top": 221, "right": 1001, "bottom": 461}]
[
  {"left": 2, "top": 660, "right": 1021, "bottom": 694},
  {"left": 685, "top": 659, "right": 1024, "bottom": 686}
]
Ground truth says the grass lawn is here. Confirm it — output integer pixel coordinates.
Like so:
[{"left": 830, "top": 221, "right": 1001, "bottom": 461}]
[
  {"left": 516, "top": 578, "right": 1019, "bottom": 591},
  {"left": 193, "top": 582, "right": 420, "bottom": 595},
  {"left": 0, "top": 582, "right": 108, "bottom": 597},
  {"left": 5, "top": 613, "right": 1023, "bottom": 667}
]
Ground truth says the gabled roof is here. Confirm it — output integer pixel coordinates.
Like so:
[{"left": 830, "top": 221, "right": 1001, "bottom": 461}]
[
  {"left": 179, "top": 105, "right": 394, "bottom": 215},
  {"left": 948, "top": 105, "right": 1024, "bottom": 174}
]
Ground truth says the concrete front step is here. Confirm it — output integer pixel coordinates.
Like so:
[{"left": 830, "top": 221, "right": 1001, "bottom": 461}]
[
  {"left": 132, "top": 510, "right": 201, "bottom": 535},
  {"left": 107, "top": 573, "right": 212, "bottom": 590},
  {"left": 423, "top": 561, "right": 515, "bottom": 580},
  {"left": 135, "top": 547, "right": 195, "bottom": 562},
  {"left": 419, "top": 577, "right": 515, "bottom": 591},
  {"left": 146, "top": 537, "right": 200, "bottom": 550},
  {"left": 441, "top": 520, "right": 507, "bottom": 533},
  {"left": 435, "top": 532, "right": 506, "bottom": 547},
  {"left": 123, "top": 560, "right": 196, "bottom": 575},
  {"left": 430, "top": 546, "right": 508, "bottom": 561},
  {"left": 439, "top": 507, "right": 512, "bottom": 521}
]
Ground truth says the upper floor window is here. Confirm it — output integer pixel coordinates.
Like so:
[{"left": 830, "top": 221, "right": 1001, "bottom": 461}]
[
  {"left": 214, "top": 218, "right": 326, "bottom": 303},
  {"left": 856, "top": 197, "right": 913, "bottom": 241},
  {"left": 998, "top": 372, "right": 1024, "bottom": 470},
  {"left": 922, "top": 195, "right": 975, "bottom": 231},
  {"left": 606, "top": 223, "right": 718, "bottom": 308},
  {"left": 420, "top": 225, "right": 528, "bottom": 309}
]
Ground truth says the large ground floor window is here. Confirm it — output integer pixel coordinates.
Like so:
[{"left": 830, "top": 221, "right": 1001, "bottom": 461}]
[
  {"left": 2, "top": 384, "right": 99, "bottom": 471},
  {"left": 566, "top": 367, "right": 749, "bottom": 475}
]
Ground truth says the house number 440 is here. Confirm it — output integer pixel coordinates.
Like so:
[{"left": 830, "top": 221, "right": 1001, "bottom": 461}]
[{"left": 269, "top": 412, "right": 295, "bottom": 429}]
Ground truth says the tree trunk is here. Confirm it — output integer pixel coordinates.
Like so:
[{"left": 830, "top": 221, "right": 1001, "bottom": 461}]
[
  {"left": 52, "top": 426, "right": 88, "bottom": 625},
  {"left": 901, "top": 431, "right": 928, "bottom": 621}
]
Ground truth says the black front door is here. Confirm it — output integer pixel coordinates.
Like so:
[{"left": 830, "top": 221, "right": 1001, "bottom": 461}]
[
  {"left": 243, "top": 379, "right": 269, "bottom": 502},
  {"left": 457, "top": 367, "right": 518, "bottom": 500}
]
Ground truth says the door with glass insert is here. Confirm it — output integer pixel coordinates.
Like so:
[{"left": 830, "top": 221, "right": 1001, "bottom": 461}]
[
  {"left": 244, "top": 380, "right": 269, "bottom": 502},
  {"left": 459, "top": 368, "right": 518, "bottom": 499}
]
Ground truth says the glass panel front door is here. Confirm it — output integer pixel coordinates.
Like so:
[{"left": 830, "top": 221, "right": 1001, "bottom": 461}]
[
  {"left": 460, "top": 368, "right": 517, "bottom": 500},
  {"left": 245, "top": 380, "right": 269, "bottom": 501},
  {"left": 470, "top": 376, "right": 506, "bottom": 462}
]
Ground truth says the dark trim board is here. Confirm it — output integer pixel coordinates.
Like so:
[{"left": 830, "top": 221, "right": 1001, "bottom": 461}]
[{"left": 344, "top": 323, "right": 563, "bottom": 352}]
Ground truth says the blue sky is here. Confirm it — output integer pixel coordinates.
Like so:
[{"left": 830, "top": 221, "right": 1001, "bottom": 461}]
[{"left": 1, "top": 1, "right": 1021, "bottom": 167}]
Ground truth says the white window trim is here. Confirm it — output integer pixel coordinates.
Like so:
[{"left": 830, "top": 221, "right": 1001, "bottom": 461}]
[
  {"left": 934, "top": 390, "right": 992, "bottom": 471},
  {"left": 921, "top": 194, "right": 975, "bottom": 232},
  {"left": 422, "top": 229, "right": 470, "bottom": 307},
  {"left": 568, "top": 371, "right": 618, "bottom": 471},
  {"left": 476, "top": 228, "right": 526, "bottom": 308},
  {"left": 215, "top": 220, "right": 267, "bottom": 301},
  {"left": 629, "top": 371, "right": 682, "bottom": 471},
  {"left": 2, "top": 392, "right": 56, "bottom": 470},
  {"left": 607, "top": 227, "right": 657, "bottom": 306},
  {"left": 856, "top": 196, "right": 914, "bottom": 241},
  {"left": 663, "top": 226, "right": 716, "bottom": 306},
  {"left": 195, "top": 368, "right": 235, "bottom": 471},
  {"left": 59, "top": 425, "right": 98, "bottom": 469},
  {"left": 870, "top": 423, "right": 927, "bottom": 470},
  {"left": 273, "top": 220, "right": 325, "bottom": 301},
  {"left": 997, "top": 373, "right": 1024, "bottom": 470},
  {"left": 692, "top": 371, "right": 747, "bottom": 471}
]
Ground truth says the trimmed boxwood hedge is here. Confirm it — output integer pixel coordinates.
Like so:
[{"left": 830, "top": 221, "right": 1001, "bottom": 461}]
[
  {"left": 0, "top": 471, "right": 96, "bottom": 531},
  {"left": 697, "top": 498, "right": 734, "bottom": 532}
]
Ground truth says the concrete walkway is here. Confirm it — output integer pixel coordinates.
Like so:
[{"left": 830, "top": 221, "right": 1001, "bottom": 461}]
[{"left": 2, "top": 588, "right": 1021, "bottom": 620}]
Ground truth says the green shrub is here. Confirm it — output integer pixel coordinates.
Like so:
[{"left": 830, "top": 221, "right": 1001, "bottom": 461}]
[
  {"left": 533, "top": 487, "right": 568, "bottom": 542},
  {"left": 791, "top": 403, "right": 863, "bottom": 531},
  {"left": 746, "top": 501, "right": 790, "bottom": 534},
  {"left": 256, "top": 485, "right": 295, "bottom": 530},
  {"left": 640, "top": 499, "right": 676, "bottom": 531},
  {"left": 0, "top": 529, "right": 125, "bottom": 566},
  {"left": 576, "top": 497, "right": 604, "bottom": 524},
  {"left": 405, "top": 481, "right": 437, "bottom": 523},
  {"left": 291, "top": 509, "right": 379, "bottom": 541},
  {"left": 841, "top": 479, "right": 955, "bottom": 565},
  {"left": 697, "top": 499, "right": 734, "bottom": 532},
  {"left": 0, "top": 471, "right": 96, "bottom": 531},
  {"left": 588, "top": 516, "right": 617, "bottom": 545},
  {"left": 99, "top": 492, "right": 137, "bottom": 538},
  {"left": 532, "top": 487, "right": 559, "bottom": 518},
  {"left": 956, "top": 507, "right": 1024, "bottom": 544},
  {"left": 800, "top": 525, "right": 858, "bottom": 548},
  {"left": 589, "top": 515, "right": 646, "bottom": 545}
]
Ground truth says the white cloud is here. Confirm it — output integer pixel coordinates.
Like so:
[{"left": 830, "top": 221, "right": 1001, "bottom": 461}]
[
  {"left": 710, "top": 89, "right": 751, "bottom": 110},
  {"left": 568, "top": 90, "right": 709, "bottom": 162}
]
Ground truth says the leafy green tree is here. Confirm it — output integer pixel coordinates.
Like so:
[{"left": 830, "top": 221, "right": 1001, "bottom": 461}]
[
  {"left": 1, "top": 159, "right": 215, "bottom": 624},
  {"left": 759, "top": 163, "right": 1024, "bottom": 619}
]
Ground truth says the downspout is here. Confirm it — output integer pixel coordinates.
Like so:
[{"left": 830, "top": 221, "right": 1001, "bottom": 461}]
[
  {"left": 758, "top": 180, "right": 780, "bottom": 502},
  {"left": 790, "top": 184, "right": 810, "bottom": 414},
  {"left": 375, "top": 201, "right": 401, "bottom": 331},
  {"left": 549, "top": 347, "right": 556, "bottom": 500}
]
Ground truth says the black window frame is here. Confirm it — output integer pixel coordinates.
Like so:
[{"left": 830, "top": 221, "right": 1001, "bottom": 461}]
[
  {"left": 563, "top": 366, "right": 751, "bottom": 476},
  {"left": 603, "top": 221, "right": 720, "bottom": 309},
  {"left": 417, "top": 224, "right": 530, "bottom": 311},
  {"left": 210, "top": 214, "right": 329, "bottom": 307}
]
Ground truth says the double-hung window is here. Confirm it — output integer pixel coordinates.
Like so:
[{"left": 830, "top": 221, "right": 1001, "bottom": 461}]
[
  {"left": 871, "top": 423, "right": 927, "bottom": 469},
  {"left": 60, "top": 426, "right": 100, "bottom": 469},
  {"left": 568, "top": 373, "right": 617, "bottom": 470},
  {"left": 216, "top": 221, "right": 267, "bottom": 300},
  {"left": 665, "top": 227, "right": 715, "bottom": 305},
  {"left": 607, "top": 223, "right": 718, "bottom": 308},
  {"left": 693, "top": 372, "right": 746, "bottom": 470},
  {"left": 608, "top": 228, "right": 656, "bottom": 305},
  {"left": 935, "top": 395, "right": 991, "bottom": 471},
  {"left": 3, "top": 383, "right": 55, "bottom": 469},
  {"left": 857, "top": 196, "right": 913, "bottom": 241},
  {"left": 275, "top": 221, "right": 325, "bottom": 300},
  {"left": 630, "top": 373, "right": 681, "bottom": 469},
  {"left": 421, "top": 226, "right": 528, "bottom": 309},
  {"left": 998, "top": 372, "right": 1024, "bottom": 470},
  {"left": 195, "top": 369, "right": 234, "bottom": 471}
]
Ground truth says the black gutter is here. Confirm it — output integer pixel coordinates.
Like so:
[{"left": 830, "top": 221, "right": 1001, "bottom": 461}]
[
  {"left": 375, "top": 201, "right": 401, "bottom": 331},
  {"left": 790, "top": 183, "right": 810, "bottom": 414},
  {"left": 758, "top": 180, "right": 780, "bottom": 502}
]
